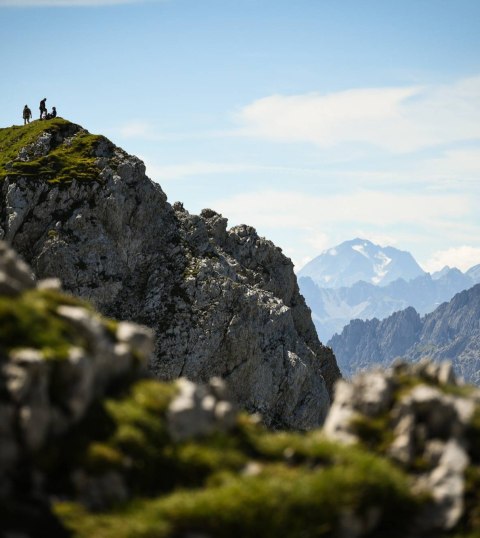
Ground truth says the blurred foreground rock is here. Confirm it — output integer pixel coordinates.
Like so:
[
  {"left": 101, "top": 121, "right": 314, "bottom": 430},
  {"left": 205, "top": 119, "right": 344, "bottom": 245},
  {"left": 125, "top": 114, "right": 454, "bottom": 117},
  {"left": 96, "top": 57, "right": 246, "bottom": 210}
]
[
  {"left": 1, "top": 241, "right": 479, "bottom": 538},
  {"left": 324, "top": 358, "right": 480, "bottom": 534}
]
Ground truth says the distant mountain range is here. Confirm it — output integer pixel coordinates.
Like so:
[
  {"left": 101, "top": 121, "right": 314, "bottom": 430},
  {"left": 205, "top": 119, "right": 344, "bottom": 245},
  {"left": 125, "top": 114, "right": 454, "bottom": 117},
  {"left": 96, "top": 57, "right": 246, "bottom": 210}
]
[
  {"left": 299, "top": 238, "right": 480, "bottom": 342},
  {"left": 328, "top": 284, "right": 480, "bottom": 385}
]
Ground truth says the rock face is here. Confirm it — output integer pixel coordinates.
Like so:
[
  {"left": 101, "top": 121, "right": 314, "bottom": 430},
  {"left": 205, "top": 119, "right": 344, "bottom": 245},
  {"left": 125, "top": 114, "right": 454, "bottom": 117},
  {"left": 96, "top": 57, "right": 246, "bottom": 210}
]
[
  {"left": 329, "top": 284, "right": 480, "bottom": 384},
  {"left": 329, "top": 306, "right": 422, "bottom": 377},
  {"left": 0, "top": 119, "right": 339, "bottom": 428}
]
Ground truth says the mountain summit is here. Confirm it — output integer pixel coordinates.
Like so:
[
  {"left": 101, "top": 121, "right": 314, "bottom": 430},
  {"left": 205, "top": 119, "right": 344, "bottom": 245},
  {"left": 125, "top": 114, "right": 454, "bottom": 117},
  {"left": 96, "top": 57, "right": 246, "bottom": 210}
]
[
  {"left": 0, "top": 119, "right": 339, "bottom": 429},
  {"left": 299, "top": 238, "right": 425, "bottom": 288}
]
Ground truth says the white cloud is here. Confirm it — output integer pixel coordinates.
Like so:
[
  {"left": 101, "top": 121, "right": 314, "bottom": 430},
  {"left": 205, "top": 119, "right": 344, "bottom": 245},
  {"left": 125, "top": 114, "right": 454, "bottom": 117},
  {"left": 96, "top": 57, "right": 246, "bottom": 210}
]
[
  {"left": 302, "top": 231, "right": 330, "bottom": 252},
  {"left": 141, "top": 159, "right": 355, "bottom": 182},
  {"left": 213, "top": 189, "right": 470, "bottom": 230},
  {"left": 295, "top": 256, "right": 313, "bottom": 271},
  {"left": 423, "top": 246, "right": 480, "bottom": 273},
  {"left": 419, "top": 147, "right": 480, "bottom": 183},
  {"left": 235, "top": 76, "right": 480, "bottom": 153},
  {"left": 0, "top": 0, "right": 155, "bottom": 5},
  {"left": 145, "top": 161, "right": 255, "bottom": 181},
  {"left": 119, "top": 120, "right": 156, "bottom": 139},
  {"left": 211, "top": 189, "right": 477, "bottom": 270}
]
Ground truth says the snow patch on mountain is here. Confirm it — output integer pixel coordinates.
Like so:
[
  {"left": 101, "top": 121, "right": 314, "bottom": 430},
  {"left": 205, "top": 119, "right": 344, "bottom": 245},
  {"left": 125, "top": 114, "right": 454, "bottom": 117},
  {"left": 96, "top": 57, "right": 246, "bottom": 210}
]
[{"left": 351, "top": 244, "right": 368, "bottom": 257}]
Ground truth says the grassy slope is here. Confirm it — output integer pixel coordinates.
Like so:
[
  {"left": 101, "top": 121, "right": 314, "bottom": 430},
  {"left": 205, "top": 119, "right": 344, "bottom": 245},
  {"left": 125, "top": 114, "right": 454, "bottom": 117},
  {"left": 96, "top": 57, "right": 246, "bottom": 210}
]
[
  {"left": 55, "top": 415, "right": 420, "bottom": 538},
  {"left": 0, "top": 118, "right": 104, "bottom": 183}
]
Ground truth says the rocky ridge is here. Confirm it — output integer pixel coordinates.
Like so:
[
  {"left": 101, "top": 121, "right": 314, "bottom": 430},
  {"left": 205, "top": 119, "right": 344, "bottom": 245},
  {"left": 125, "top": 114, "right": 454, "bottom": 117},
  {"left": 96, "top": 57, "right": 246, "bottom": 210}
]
[
  {"left": 0, "top": 119, "right": 339, "bottom": 429},
  {"left": 329, "top": 284, "right": 480, "bottom": 383},
  {"left": 1, "top": 241, "right": 479, "bottom": 537}
]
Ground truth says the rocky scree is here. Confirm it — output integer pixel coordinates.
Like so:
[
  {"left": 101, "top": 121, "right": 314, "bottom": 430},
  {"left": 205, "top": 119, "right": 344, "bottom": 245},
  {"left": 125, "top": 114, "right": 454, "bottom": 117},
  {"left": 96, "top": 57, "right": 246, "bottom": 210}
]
[{"left": 0, "top": 120, "right": 340, "bottom": 429}]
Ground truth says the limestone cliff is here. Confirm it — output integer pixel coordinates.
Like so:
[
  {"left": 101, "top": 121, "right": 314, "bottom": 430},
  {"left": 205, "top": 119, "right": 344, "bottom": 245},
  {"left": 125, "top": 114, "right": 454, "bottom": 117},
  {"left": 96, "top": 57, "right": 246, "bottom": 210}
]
[{"left": 0, "top": 119, "right": 340, "bottom": 428}]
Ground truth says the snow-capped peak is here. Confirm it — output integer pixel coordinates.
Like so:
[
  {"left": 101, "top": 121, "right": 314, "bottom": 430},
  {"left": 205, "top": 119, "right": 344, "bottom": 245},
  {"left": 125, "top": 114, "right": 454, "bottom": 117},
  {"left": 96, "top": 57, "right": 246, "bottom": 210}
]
[{"left": 298, "top": 238, "right": 425, "bottom": 288}]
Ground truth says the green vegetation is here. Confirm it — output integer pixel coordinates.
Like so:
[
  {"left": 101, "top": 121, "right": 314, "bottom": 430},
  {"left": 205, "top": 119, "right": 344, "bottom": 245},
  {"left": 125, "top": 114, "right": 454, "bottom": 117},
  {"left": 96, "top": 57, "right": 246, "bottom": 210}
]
[
  {"left": 0, "top": 118, "right": 105, "bottom": 183},
  {"left": 55, "top": 421, "right": 420, "bottom": 538},
  {"left": 2, "top": 302, "right": 419, "bottom": 538},
  {"left": 4, "top": 284, "right": 479, "bottom": 537},
  {"left": 37, "top": 380, "right": 180, "bottom": 494},
  {"left": 350, "top": 412, "right": 394, "bottom": 452},
  {"left": 0, "top": 288, "right": 90, "bottom": 359}
]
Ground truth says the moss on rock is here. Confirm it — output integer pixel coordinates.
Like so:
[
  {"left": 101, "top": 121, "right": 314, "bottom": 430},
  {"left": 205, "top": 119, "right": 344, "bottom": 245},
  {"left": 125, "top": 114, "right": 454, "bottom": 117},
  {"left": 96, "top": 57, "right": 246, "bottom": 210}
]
[
  {"left": 55, "top": 434, "right": 420, "bottom": 538},
  {"left": 0, "top": 288, "right": 89, "bottom": 358}
]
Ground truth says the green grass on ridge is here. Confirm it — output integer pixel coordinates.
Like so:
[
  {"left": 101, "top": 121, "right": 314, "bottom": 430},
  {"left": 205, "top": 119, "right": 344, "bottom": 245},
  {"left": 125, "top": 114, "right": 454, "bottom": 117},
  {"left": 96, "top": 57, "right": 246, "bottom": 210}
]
[{"left": 0, "top": 118, "right": 105, "bottom": 183}]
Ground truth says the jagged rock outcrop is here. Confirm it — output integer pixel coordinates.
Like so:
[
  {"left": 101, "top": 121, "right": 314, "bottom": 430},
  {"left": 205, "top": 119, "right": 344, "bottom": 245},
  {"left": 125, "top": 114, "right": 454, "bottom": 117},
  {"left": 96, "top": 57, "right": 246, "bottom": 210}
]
[
  {"left": 329, "top": 285, "right": 480, "bottom": 384},
  {"left": 0, "top": 119, "right": 340, "bottom": 428},
  {"left": 324, "top": 359, "right": 480, "bottom": 535}
]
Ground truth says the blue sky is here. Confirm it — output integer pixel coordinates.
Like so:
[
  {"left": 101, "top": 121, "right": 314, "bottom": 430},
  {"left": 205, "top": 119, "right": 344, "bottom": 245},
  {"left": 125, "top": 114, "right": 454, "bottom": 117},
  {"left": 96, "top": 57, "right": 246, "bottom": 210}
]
[{"left": 1, "top": 0, "right": 480, "bottom": 272}]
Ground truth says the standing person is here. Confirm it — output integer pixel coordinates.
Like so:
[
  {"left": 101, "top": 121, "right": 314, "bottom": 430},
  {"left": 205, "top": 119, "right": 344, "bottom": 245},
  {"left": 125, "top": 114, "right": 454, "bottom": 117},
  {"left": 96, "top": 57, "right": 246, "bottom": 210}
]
[
  {"left": 39, "top": 98, "right": 47, "bottom": 119},
  {"left": 23, "top": 105, "right": 32, "bottom": 125}
]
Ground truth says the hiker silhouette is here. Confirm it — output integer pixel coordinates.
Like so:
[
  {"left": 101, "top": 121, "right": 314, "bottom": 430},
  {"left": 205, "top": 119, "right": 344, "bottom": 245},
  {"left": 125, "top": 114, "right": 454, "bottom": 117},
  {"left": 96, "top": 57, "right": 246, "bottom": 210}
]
[
  {"left": 39, "top": 98, "right": 47, "bottom": 119},
  {"left": 23, "top": 105, "right": 32, "bottom": 125},
  {"left": 46, "top": 107, "right": 57, "bottom": 120}
]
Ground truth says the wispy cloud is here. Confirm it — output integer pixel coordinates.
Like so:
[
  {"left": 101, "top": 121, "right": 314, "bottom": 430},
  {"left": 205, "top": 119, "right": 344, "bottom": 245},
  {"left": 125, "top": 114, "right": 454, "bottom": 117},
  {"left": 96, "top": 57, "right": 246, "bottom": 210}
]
[
  {"left": 424, "top": 246, "right": 480, "bottom": 273},
  {"left": 418, "top": 147, "right": 480, "bottom": 183},
  {"left": 234, "top": 76, "right": 480, "bottom": 153},
  {"left": 144, "top": 161, "right": 255, "bottom": 181},
  {"left": 0, "top": 0, "right": 156, "bottom": 6},
  {"left": 211, "top": 189, "right": 479, "bottom": 270},
  {"left": 119, "top": 121, "right": 156, "bottom": 139},
  {"left": 213, "top": 189, "right": 470, "bottom": 230},
  {"left": 142, "top": 159, "right": 358, "bottom": 182}
]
